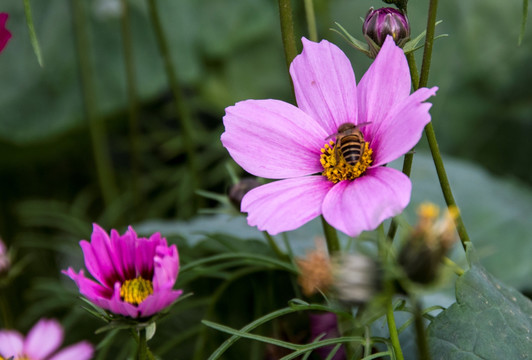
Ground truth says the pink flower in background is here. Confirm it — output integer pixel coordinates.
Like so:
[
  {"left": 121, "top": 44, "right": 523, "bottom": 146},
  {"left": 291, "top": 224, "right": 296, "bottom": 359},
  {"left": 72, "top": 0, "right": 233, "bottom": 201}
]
[
  {"left": 0, "top": 318, "right": 93, "bottom": 360},
  {"left": 221, "top": 36, "right": 437, "bottom": 237},
  {"left": 64, "top": 224, "right": 182, "bottom": 318},
  {"left": 0, "top": 13, "right": 11, "bottom": 53}
]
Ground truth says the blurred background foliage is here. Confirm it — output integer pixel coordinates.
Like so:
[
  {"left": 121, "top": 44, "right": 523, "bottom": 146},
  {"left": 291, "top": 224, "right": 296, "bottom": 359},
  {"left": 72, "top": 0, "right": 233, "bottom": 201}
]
[{"left": 0, "top": 0, "right": 531, "bottom": 358}]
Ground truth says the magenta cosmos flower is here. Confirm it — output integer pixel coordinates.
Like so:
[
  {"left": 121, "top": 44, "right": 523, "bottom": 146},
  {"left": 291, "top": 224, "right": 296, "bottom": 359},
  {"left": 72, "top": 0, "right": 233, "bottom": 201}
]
[
  {"left": 0, "top": 13, "right": 11, "bottom": 53},
  {"left": 221, "top": 36, "right": 437, "bottom": 237},
  {"left": 64, "top": 224, "right": 182, "bottom": 318},
  {"left": 0, "top": 318, "right": 93, "bottom": 360}
]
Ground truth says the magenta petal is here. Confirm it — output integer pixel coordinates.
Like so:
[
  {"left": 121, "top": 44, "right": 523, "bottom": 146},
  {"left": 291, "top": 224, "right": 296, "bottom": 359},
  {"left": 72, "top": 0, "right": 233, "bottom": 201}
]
[
  {"left": 110, "top": 228, "right": 136, "bottom": 280},
  {"left": 357, "top": 36, "right": 411, "bottom": 134},
  {"left": 241, "top": 176, "right": 333, "bottom": 235},
  {"left": 63, "top": 268, "right": 113, "bottom": 301},
  {"left": 370, "top": 86, "right": 437, "bottom": 166},
  {"left": 290, "top": 38, "right": 358, "bottom": 136},
  {"left": 24, "top": 319, "right": 64, "bottom": 360},
  {"left": 152, "top": 244, "right": 179, "bottom": 291},
  {"left": 108, "top": 283, "right": 140, "bottom": 318},
  {"left": 89, "top": 224, "right": 122, "bottom": 285},
  {"left": 138, "top": 289, "right": 183, "bottom": 318},
  {"left": 322, "top": 167, "right": 411, "bottom": 237},
  {"left": 0, "top": 13, "right": 11, "bottom": 54},
  {"left": 0, "top": 330, "right": 23, "bottom": 357},
  {"left": 49, "top": 341, "right": 94, "bottom": 360},
  {"left": 222, "top": 99, "right": 328, "bottom": 179}
]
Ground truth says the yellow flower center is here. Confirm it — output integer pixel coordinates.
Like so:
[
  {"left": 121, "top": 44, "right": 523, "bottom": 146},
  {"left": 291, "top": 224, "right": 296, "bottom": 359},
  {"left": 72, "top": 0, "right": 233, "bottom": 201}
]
[
  {"left": 320, "top": 140, "right": 373, "bottom": 183},
  {"left": 120, "top": 276, "right": 154, "bottom": 305}
]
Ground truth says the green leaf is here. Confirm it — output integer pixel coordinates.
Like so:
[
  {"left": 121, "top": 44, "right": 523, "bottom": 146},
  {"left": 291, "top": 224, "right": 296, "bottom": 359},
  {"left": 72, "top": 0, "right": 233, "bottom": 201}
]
[
  {"left": 427, "top": 248, "right": 532, "bottom": 359},
  {"left": 23, "top": 0, "right": 43, "bottom": 67}
]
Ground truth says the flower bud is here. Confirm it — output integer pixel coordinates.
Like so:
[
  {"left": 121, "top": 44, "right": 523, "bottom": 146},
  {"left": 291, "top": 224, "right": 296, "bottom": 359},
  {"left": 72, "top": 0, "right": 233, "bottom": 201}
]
[
  {"left": 333, "top": 254, "right": 380, "bottom": 305},
  {"left": 228, "top": 178, "right": 261, "bottom": 211},
  {"left": 398, "top": 203, "right": 459, "bottom": 284},
  {"left": 362, "top": 7, "right": 410, "bottom": 58}
]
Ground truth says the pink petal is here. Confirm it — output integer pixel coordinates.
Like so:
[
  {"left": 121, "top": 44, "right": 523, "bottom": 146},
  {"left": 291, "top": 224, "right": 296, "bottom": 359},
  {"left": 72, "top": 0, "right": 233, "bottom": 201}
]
[
  {"left": 63, "top": 268, "right": 113, "bottom": 302},
  {"left": 369, "top": 86, "right": 437, "bottom": 166},
  {"left": 0, "top": 330, "right": 23, "bottom": 357},
  {"left": 49, "top": 341, "right": 94, "bottom": 360},
  {"left": 222, "top": 99, "right": 328, "bottom": 179},
  {"left": 138, "top": 289, "right": 183, "bottom": 318},
  {"left": 136, "top": 236, "right": 158, "bottom": 280},
  {"left": 322, "top": 167, "right": 411, "bottom": 237},
  {"left": 290, "top": 38, "right": 358, "bottom": 136},
  {"left": 0, "top": 13, "right": 11, "bottom": 54},
  {"left": 87, "top": 224, "right": 122, "bottom": 286},
  {"left": 152, "top": 244, "right": 179, "bottom": 291},
  {"left": 357, "top": 36, "right": 411, "bottom": 136},
  {"left": 241, "top": 176, "right": 333, "bottom": 235},
  {"left": 110, "top": 228, "right": 136, "bottom": 280},
  {"left": 24, "top": 319, "right": 64, "bottom": 360}
]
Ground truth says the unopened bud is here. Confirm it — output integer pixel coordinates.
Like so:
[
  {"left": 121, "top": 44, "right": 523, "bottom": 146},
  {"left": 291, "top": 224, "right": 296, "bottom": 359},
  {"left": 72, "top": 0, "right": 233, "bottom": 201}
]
[
  {"left": 363, "top": 7, "right": 410, "bottom": 58},
  {"left": 297, "top": 243, "right": 333, "bottom": 297},
  {"left": 398, "top": 203, "right": 459, "bottom": 284},
  {"left": 228, "top": 178, "right": 261, "bottom": 211}
]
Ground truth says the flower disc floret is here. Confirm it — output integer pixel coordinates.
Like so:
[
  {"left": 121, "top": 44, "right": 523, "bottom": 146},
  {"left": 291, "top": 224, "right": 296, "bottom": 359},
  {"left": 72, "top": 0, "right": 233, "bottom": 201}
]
[{"left": 320, "top": 140, "right": 373, "bottom": 183}]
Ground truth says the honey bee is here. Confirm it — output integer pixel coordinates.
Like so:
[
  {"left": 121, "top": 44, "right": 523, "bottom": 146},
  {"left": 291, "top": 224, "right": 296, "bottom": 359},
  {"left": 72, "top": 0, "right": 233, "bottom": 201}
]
[{"left": 326, "top": 122, "right": 371, "bottom": 166}]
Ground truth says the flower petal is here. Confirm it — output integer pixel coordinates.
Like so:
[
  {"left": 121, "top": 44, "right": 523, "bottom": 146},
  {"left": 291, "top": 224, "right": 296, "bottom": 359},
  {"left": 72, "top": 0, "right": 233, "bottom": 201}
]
[
  {"left": 222, "top": 99, "right": 328, "bottom": 179},
  {"left": 357, "top": 36, "right": 411, "bottom": 134},
  {"left": 152, "top": 244, "right": 179, "bottom": 291},
  {"left": 370, "top": 86, "right": 437, "bottom": 166},
  {"left": 107, "top": 282, "right": 140, "bottom": 318},
  {"left": 241, "top": 176, "right": 333, "bottom": 235},
  {"left": 24, "top": 319, "right": 64, "bottom": 360},
  {"left": 0, "top": 13, "right": 11, "bottom": 54},
  {"left": 110, "top": 227, "right": 136, "bottom": 280},
  {"left": 322, "top": 167, "right": 411, "bottom": 237},
  {"left": 290, "top": 38, "right": 358, "bottom": 136},
  {"left": 63, "top": 268, "right": 113, "bottom": 302},
  {"left": 138, "top": 289, "right": 183, "bottom": 318},
  {"left": 49, "top": 341, "right": 94, "bottom": 360},
  {"left": 0, "top": 330, "right": 23, "bottom": 357}
]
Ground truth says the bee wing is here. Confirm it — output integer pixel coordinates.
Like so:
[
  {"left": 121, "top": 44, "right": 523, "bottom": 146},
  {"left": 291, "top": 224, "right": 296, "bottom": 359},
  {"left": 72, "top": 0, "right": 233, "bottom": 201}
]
[
  {"left": 324, "top": 132, "right": 339, "bottom": 141},
  {"left": 354, "top": 121, "right": 372, "bottom": 130}
]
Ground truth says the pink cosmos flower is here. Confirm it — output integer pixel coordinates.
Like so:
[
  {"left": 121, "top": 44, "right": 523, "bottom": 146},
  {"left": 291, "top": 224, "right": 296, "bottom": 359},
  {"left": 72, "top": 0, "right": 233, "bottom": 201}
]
[
  {"left": 64, "top": 224, "right": 182, "bottom": 318},
  {"left": 0, "top": 318, "right": 94, "bottom": 360},
  {"left": 221, "top": 36, "right": 437, "bottom": 237},
  {"left": 0, "top": 13, "right": 11, "bottom": 53}
]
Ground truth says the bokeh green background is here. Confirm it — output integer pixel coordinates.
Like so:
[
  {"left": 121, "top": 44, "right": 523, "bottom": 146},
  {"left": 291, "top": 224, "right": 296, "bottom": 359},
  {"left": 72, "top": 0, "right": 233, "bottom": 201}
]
[{"left": 0, "top": 0, "right": 531, "bottom": 358}]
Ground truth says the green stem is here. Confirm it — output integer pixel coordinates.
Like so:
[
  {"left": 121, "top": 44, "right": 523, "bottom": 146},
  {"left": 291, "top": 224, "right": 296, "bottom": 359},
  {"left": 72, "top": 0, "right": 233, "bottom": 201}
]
[
  {"left": 413, "top": 301, "right": 431, "bottom": 360},
  {"left": 146, "top": 0, "right": 200, "bottom": 210},
  {"left": 418, "top": 0, "right": 438, "bottom": 89},
  {"left": 320, "top": 216, "right": 340, "bottom": 254},
  {"left": 137, "top": 328, "right": 148, "bottom": 360},
  {"left": 0, "top": 293, "right": 11, "bottom": 328},
  {"left": 386, "top": 298, "right": 405, "bottom": 360},
  {"left": 262, "top": 232, "right": 289, "bottom": 261},
  {"left": 119, "top": 0, "right": 140, "bottom": 213},
  {"left": 303, "top": 0, "right": 318, "bottom": 42},
  {"left": 443, "top": 256, "right": 465, "bottom": 276},
  {"left": 71, "top": 0, "right": 118, "bottom": 208},
  {"left": 278, "top": 0, "right": 298, "bottom": 69}
]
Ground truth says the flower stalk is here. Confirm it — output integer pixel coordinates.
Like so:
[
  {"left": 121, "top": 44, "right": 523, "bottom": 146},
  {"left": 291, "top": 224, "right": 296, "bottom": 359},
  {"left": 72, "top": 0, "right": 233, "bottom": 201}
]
[
  {"left": 278, "top": 0, "right": 298, "bottom": 69},
  {"left": 119, "top": 0, "right": 141, "bottom": 211},
  {"left": 137, "top": 327, "right": 149, "bottom": 360},
  {"left": 71, "top": 0, "right": 118, "bottom": 208},
  {"left": 303, "top": 0, "right": 318, "bottom": 42},
  {"left": 321, "top": 216, "right": 340, "bottom": 254}
]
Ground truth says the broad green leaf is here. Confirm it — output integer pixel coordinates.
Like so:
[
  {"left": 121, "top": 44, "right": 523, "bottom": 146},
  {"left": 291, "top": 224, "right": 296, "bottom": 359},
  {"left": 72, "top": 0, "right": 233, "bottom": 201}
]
[{"left": 427, "top": 249, "right": 532, "bottom": 359}]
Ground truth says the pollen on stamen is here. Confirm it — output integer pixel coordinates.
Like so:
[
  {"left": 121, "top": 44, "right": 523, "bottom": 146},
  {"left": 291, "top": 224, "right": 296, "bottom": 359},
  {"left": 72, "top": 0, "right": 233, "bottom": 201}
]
[
  {"left": 120, "top": 276, "right": 154, "bottom": 306},
  {"left": 320, "top": 140, "right": 373, "bottom": 183}
]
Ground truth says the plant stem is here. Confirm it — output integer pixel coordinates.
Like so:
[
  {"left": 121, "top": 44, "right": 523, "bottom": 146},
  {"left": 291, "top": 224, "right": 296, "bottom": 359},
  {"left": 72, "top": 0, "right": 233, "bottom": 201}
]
[
  {"left": 137, "top": 327, "right": 148, "bottom": 360},
  {"left": 0, "top": 293, "right": 11, "bottom": 328},
  {"left": 278, "top": 0, "right": 298, "bottom": 69},
  {"left": 146, "top": 0, "right": 200, "bottom": 211},
  {"left": 119, "top": 0, "right": 140, "bottom": 214},
  {"left": 321, "top": 216, "right": 340, "bottom": 254},
  {"left": 71, "top": 0, "right": 118, "bottom": 208},
  {"left": 303, "top": 0, "right": 318, "bottom": 42},
  {"left": 413, "top": 301, "right": 431, "bottom": 360},
  {"left": 386, "top": 298, "right": 405, "bottom": 360},
  {"left": 262, "top": 232, "right": 289, "bottom": 261}
]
